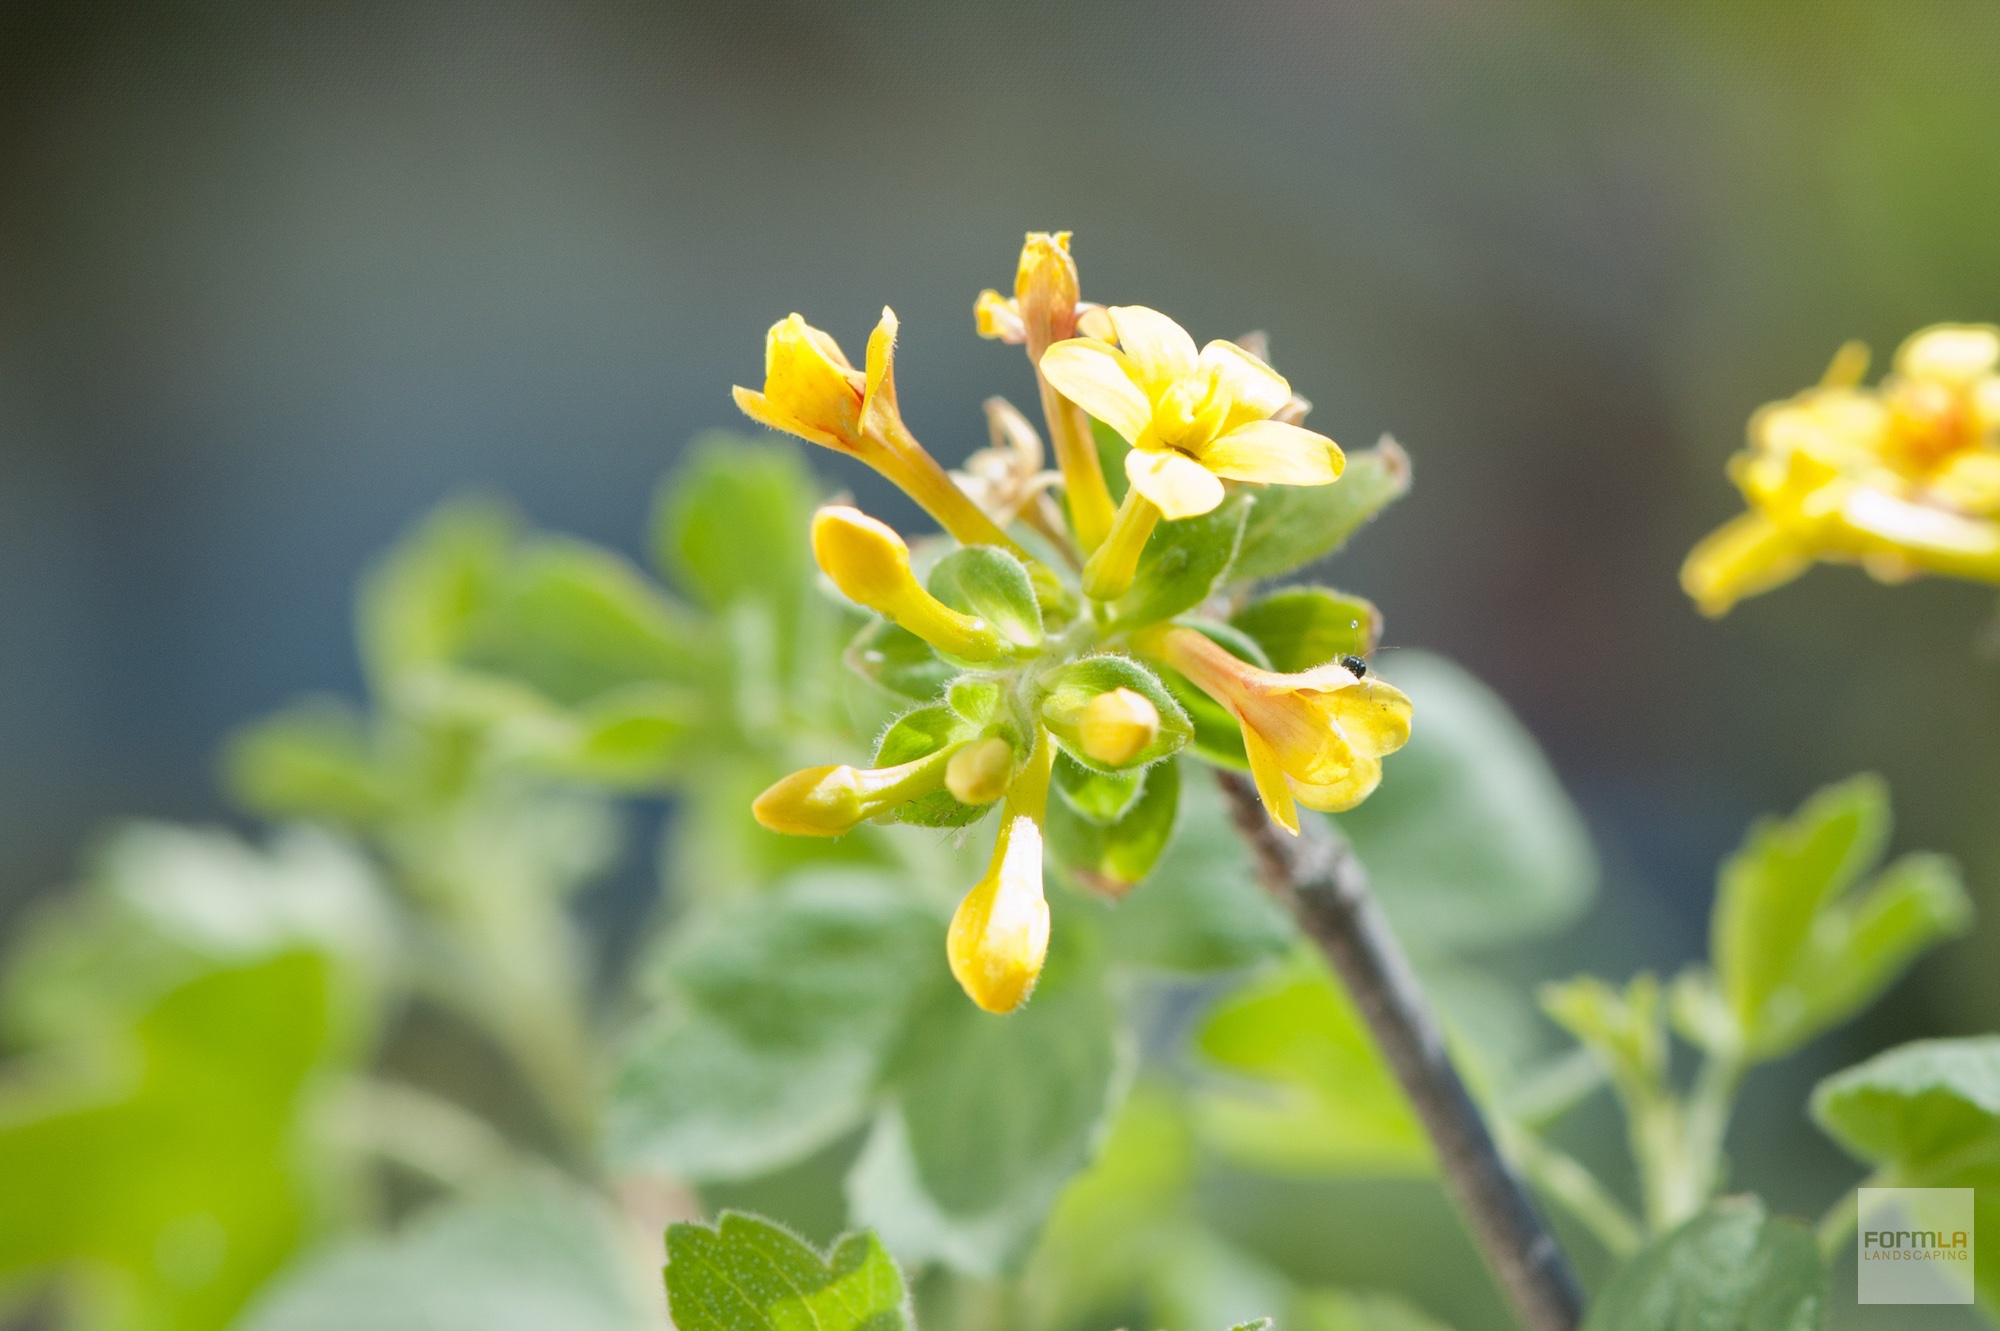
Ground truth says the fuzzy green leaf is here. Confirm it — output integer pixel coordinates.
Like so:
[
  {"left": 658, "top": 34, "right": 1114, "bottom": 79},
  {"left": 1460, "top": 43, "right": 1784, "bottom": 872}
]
[
  {"left": 1230, "top": 438, "right": 1410, "bottom": 583},
  {"left": 665, "top": 1213, "right": 910, "bottom": 1331},
  {"left": 1052, "top": 751, "right": 1147, "bottom": 824},
  {"left": 359, "top": 498, "right": 516, "bottom": 688},
  {"left": 1583, "top": 1197, "right": 1823, "bottom": 1331},
  {"left": 659, "top": 435, "right": 817, "bottom": 615},
  {"left": 845, "top": 621, "right": 953, "bottom": 703},
  {"left": 1114, "top": 492, "right": 1251, "bottom": 626},
  {"left": 1229, "top": 587, "right": 1381, "bottom": 673},
  {"left": 225, "top": 699, "right": 393, "bottom": 827},
  {"left": 873, "top": 703, "right": 986, "bottom": 828},
  {"left": 928, "top": 546, "right": 1044, "bottom": 650},
  {"left": 1047, "top": 755, "right": 1181, "bottom": 895}
]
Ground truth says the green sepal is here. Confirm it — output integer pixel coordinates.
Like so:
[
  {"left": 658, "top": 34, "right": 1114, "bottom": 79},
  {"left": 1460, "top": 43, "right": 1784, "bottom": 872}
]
[
  {"left": 1230, "top": 437, "right": 1410, "bottom": 583},
  {"left": 927, "top": 546, "right": 1044, "bottom": 650},
  {"left": 1052, "top": 751, "right": 1146, "bottom": 824},
  {"left": 1229, "top": 586, "right": 1381, "bottom": 672},
  {"left": 845, "top": 621, "right": 953, "bottom": 703},
  {"left": 947, "top": 676, "right": 1007, "bottom": 726},
  {"left": 873, "top": 704, "right": 985, "bottom": 828},
  {"left": 1113, "top": 492, "right": 1250, "bottom": 626},
  {"left": 1037, "top": 654, "right": 1191, "bottom": 772},
  {"left": 1046, "top": 755, "right": 1181, "bottom": 896}
]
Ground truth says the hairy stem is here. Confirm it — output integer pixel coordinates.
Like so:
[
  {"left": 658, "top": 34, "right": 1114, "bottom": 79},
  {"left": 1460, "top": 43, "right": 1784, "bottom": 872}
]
[{"left": 1217, "top": 770, "right": 1585, "bottom": 1331}]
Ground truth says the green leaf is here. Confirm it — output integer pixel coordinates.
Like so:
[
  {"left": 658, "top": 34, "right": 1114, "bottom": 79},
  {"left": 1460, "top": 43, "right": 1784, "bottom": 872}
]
[
  {"left": 1291, "top": 1289, "right": 1455, "bottom": 1331},
  {"left": 873, "top": 703, "right": 986, "bottom": 829},
  {"left": 1583, "top": 1197, "right": 1824, "bottom": 1331},
  {"left": 1082, "top": 771, "right": 1293, "bottom": 974},
  {"left": 1092, "top": 417, "right": 1131, "bottom": 504},
  {"left": 1700, "top": 776, "right": 1970, "bottom": 1060},
  {"left": 608, "top": 874, "right": 942, "bottom": 1181},
  {"left": 844, "top": 620, "right": 953, "bottom": 703},
  {"left": 850, "top": 924, "right": 1123, "bottom": 1274},
  {"left": 1337, "top": 653, "right": 1595, "bottom": 953},
  {"left": 1114, "top": 492, "right": 1252, "bottom": 626},
  {"left": 224, "top": 699, "right": 393, "bottom": 827},
  {"left": 1052, "top": 750, "right": 1147, "bottom": 824},
  {"left": 1047, "top": 755, "right": 1181, "bottom": 895},
  {"left": 469, "top": 537, "right": 706, "bottom": 704},
  {"left": 1230, "top": 438, "right": 1410, "bottom": 583},
  {"left": 241, "top": 1181, "right": 654, "bottom": 1331},
  {"left": 1192, "top": 949, "right": 1428, "bottom": 1175},
  {"left": 359, "top": 497, "right": 516, "bottom": 689},
  {"left": 659, "top": 434, "right": 816, "bottom": 614},
  {"left": 1229, "top": 587, "right": 1381, "bottom": 673},
  {"left": 1811, "top": 1037, "right": 2000, "bottom": 1177},
  {"left": 528, "top": 682, "right": 701, "bottom": 789},
  {"left": 1038, "top": 654, "right": 1192, "bottom": 772},
  {"left": 0, "top": 955, "right": 337, "bottom": 1331},
  {"left": 1540, "top": 974, "right": 1667, "bottom": 1109},
  {"left": 665, "top": 1213, "right": 909, "bottom": 1331},
  {"left": 927, "top": 546, "right": 1044, "bottom": 650}
]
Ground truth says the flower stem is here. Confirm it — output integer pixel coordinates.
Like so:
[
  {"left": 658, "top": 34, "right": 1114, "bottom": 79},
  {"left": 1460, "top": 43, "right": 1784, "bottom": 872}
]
[
  {"left": 1081, "top": 489, "right": 1160, "bottom": 601},
  {"left": 1038, "top": 380, "right": 1115, "bottom": 554},
  {"left": 1216, "top": 769, "right": 1585, "bottom": 1331}
]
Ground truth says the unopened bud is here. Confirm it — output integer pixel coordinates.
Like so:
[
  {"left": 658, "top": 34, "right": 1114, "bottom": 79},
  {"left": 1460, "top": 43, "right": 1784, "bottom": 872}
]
[
  {"left": 811, "top": 505, "right": 1008, "bottom": 662},
  {"left": 751, "top": 752, "right": 948, "bottom": 837},
  {"left": 945, "top": 736, "right": 1015, "bottom": 805},
  {"left": 1077, "top": 688, "right": 1160, "bottom": 767}
]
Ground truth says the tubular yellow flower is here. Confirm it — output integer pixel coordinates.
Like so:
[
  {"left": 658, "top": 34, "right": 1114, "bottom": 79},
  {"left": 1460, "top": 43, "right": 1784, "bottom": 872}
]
[
  {"left": 1683, "top": 323, "right": 2000, "bottom": 616},
  {"left": 1076, "top": 687, "right": 1160, "bottom": 767},
  {"left": 978, "top": 233, "right": 1119, "bottom": 554},
  {"left": 752, "top": 750, "right": 953, "bottom": 836},
  {"left": 948, "top": 728, "right": 1055, "bottom": 1013},
  {"left": 811, "top": 506, "right": 1009, "bottom": 662},
  {"left": 735, "top": 308, "right": 1025, "bottom": 555},
  {"left": 1146, "top": 626, "right": 1411, "bottom": 835},
  {"left": 945, "top": 735, "right": 1016, "bottom": 805},
  {"left": 1042, "top": 306, "right": 1343, "bottom": 599}
]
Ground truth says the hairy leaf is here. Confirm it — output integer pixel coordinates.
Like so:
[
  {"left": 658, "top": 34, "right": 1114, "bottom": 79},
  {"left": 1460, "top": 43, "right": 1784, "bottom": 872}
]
[
  {"left": 1229, "top": 586, "right": 1381, "bottom": 673},
  {"left": 1114, "top": 492, "right": 1251, "bottom": 625},
  {"left": 1583, "top": 1197, "right": 1823, "bottom": 1331},
  {"left": 1231, "top": 438, "right": 1410, "bottom": 583},
  {"left": 665, "top": 1213, "right": 909, "bottom": 1331}
]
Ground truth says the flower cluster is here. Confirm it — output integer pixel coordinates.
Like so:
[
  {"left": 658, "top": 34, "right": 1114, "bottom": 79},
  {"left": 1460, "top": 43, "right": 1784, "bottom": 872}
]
[
  {"left": 739, "top": 233, "right": 1412, "bottom": 1012},
  {"left": 1683, "top": 324, "right": 2000, "bottom": 616}
]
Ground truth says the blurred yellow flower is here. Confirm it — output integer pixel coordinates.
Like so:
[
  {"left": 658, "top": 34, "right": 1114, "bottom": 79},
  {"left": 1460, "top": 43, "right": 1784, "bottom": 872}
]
[
  {"left": 1145, "top": 626, "right": 1410, "bottom": 835},
  {"left": 1684, "top": 324, "right": 2000, "bottom": 616},
  {"left": 948, "top": 729, "right": 1055, "bottom": 1013}
]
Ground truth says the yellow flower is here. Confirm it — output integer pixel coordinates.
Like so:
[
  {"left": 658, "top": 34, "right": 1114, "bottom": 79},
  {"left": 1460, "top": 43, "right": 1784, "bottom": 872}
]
[
  {"left": 948, "top": 729, "right": 1055, "bottom": 1013},
  {"left": 1075, "top": 687, "right": 1160, "bottom": 766},
  {"left": 977, "top": 232, "right": 1119, "bottom": 553},
  {"left": 735, "top": 308, "right": 1021, "bottom": 554},
  {"left": 810, "top": 506, "right": 1010, "bottom": 662},
  {"left": 1040, "top": 306, "right": 1343, "bottom": 598},
  {"left": 752, "top": 752, "right": 951, "bottom": 837},
  {"left": 1684, "top": 324, "right": 2000, "bottom": 616},
  {"left": 1146, "top": 626, "right": 1410, "bottom": 835}
]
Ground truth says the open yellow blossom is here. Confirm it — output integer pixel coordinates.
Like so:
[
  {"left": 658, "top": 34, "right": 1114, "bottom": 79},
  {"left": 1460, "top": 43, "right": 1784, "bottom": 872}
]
[
  {"left": 752, "top": 750, "right": 953, "bottom": 837},
  {"left": 1145, "top": 626, "right": 1410, "bottom": 835},
  {"left": 948, "top": 729, "right": 1055, "bottom": 1013},
  {"left": 735, "top": 308, "right": 1023, "bottom": 555},
  {"left": 1041, "top": 306, "right": 1343, "bottom": 598},
  {"left": 811, "top": 506, "right": 1010, "bottom": 662},
  {"left": 1683, "top": 324, "right": 2000, "bottom": 616}
]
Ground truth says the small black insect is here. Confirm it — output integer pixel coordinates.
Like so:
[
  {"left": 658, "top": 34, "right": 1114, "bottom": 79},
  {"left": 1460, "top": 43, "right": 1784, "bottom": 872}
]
[{"left": 1339, "top": 654, "right": 1369, "bottom": 677}]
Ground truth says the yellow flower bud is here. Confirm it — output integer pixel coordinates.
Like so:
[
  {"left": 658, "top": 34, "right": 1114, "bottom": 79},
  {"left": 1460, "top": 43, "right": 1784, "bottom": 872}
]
[
  {"left": 751, "top": 751, "right": 950, "bottom": 837},
  {"left": 945, "top": 736, "right": 1015, "bottom": 805},
  {"left": 1076, "top": 687, "right": 1160, "bottom": 767},
  {"left": 948, "top": 730, "right": 1054, "bottom": 1013},
  {"left": 1015, "top": 231, "right": 1080, "bottom": 360},
  {"left": 810, "top": 506, "right": 1009, "bottom": 662}
]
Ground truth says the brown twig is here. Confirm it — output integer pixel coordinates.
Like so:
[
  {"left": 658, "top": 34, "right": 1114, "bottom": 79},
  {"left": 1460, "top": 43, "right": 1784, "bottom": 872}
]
[{"left": 1215, "top": 769, "right": 1585, "bottom": 1331}]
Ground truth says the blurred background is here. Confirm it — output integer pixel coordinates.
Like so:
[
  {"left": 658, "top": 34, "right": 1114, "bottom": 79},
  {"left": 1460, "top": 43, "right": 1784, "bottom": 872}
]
[{"left": 7, "top": 2, "right": 2000, "bottom": 1318}]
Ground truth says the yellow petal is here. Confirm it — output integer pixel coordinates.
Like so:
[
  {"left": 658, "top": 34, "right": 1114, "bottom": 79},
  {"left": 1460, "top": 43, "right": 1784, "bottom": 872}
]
[
  {"left": 1107, "top": 306, "right": 1199, "bottom": 396},
  {"left": 1200, "top": 340, "right": 1293, "bottom": 431},
  {"left": 732, "top": 384, "right": 845, "bottom": 452},
  {"left": 1896, "top": 324, "right": 2000, "bottom": 385},
  {"left": 763, "top": 315, "right": 863, "bottom": 446},
  {"left": 1841, "top": 487, "right": 2000, "bottom": 559},
  {"left": 975, "top": 289, "right": 1025, "bottom": 343},
  {"left": 1930, "top": 449, "right": 2000, "bottom": 513},
  {"left": 1290, "top": 755, "right": 1383, "bottom": 813},
  {"left": 1076, "top": 304, "right": 1115, "bottom": 341},
  {"left": 1324, "top": 679, "right": 1413, "bottom": 759},
  {"left": 1679, "top": 510, "right": 1812, "bottom": 618},
  {"left": 1199, "top": 420, "right": 1344, "bottom": 486},
  {"left": 861, "top": 307, "right": 901, "bottom": 440},
  {"left": 948, "top": 812, "right": 1050, "bottom": 1013},
  {"left": 1125, "top": 448, "right": 1225, "bottom": 519},
  {"left": 1039, "top": 338, "right": 1154, "bottom": 443},
  {"left": 1241, "top": 723, "right": 1300, "bottom": 835}
]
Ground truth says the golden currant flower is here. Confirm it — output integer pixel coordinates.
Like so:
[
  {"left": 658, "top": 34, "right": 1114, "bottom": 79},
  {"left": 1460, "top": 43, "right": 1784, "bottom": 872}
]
[
  {"left": 948, "top": 728, "right": 1055, "bottom": 1013},
  {"left": 1041, "top": 306, "right": 1343, "bottom": 598},
  {"left": 735, "top": 308, "right": 1024, "bottom": 555},
  {"left": 1683, "top": 324, "right": 2000, "bottom": 616},
  {"left": 811, "top": 506, "right": 1011, "bottom": 662},
  {"left": 1145, "top": 626, "right": 1410, "bottom": 835},
  {"left": 978, "top": 233, "right": 1119, "bottom": 553},
  {"left": 1075, "top": 687, "right": 1161, "bottom": 766},
  {"left": 752, "top": 751, "right": 953, "bottom": 836}
]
